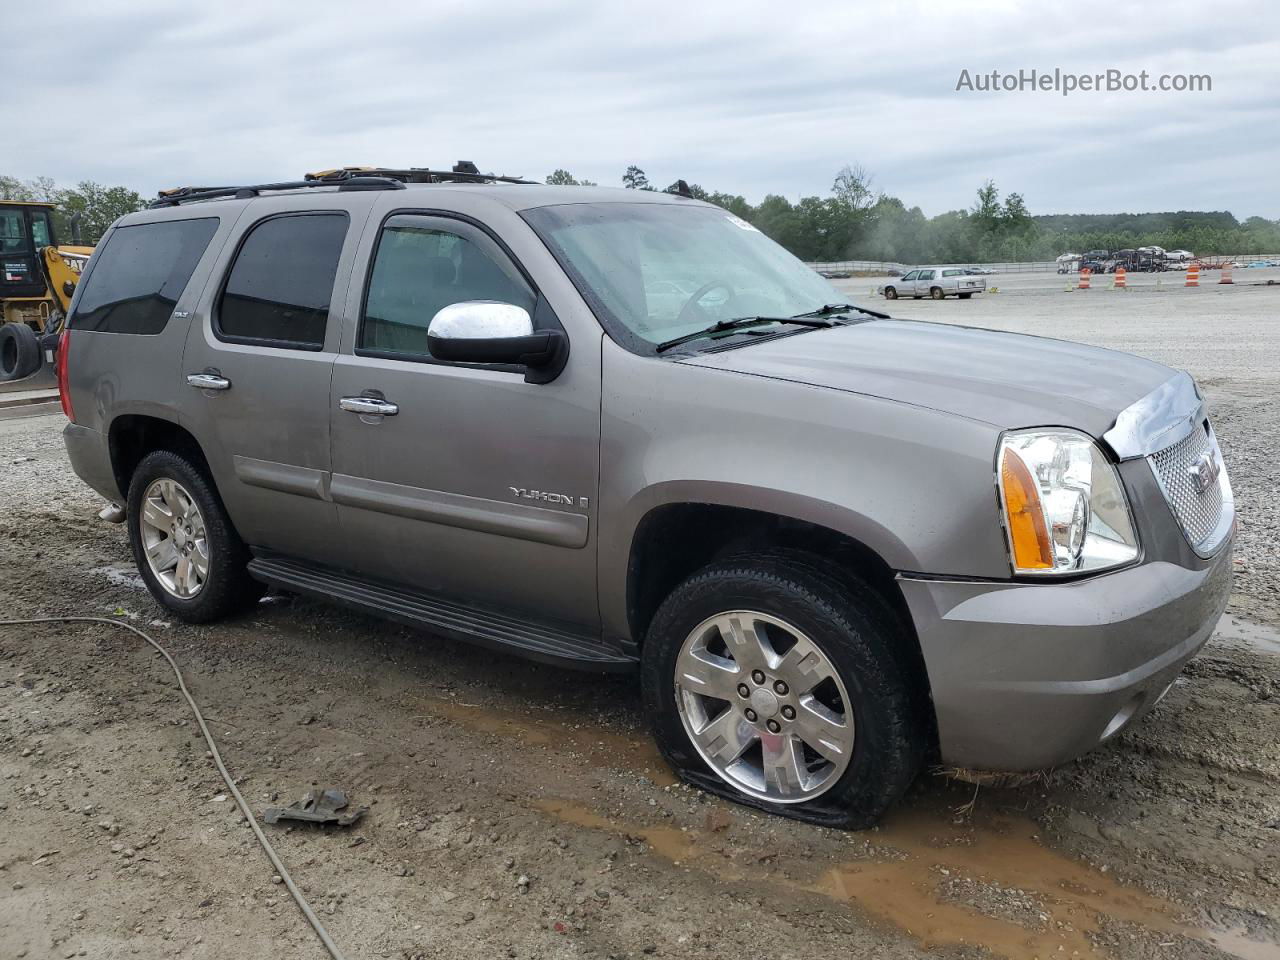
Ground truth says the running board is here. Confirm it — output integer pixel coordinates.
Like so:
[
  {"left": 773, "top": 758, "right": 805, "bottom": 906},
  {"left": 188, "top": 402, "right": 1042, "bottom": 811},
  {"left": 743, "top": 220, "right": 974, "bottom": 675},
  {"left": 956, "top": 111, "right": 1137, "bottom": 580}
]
[{"left": 247, "top": 555, "right": 636, "bottom": 672}]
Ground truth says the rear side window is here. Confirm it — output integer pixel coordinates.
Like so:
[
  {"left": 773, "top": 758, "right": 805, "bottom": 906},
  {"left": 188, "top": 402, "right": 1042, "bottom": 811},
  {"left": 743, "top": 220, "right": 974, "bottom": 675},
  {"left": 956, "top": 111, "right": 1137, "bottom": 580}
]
[
  {"left": 217, "top": 213, "right": 348, "bottom": 349},
  {"left": 71, "top": 218, "right": 219, "bottom": 335}
]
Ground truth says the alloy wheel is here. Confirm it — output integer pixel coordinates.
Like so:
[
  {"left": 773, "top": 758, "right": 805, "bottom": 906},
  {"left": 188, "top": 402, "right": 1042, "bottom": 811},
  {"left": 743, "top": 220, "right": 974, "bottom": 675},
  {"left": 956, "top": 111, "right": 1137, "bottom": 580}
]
[
  {"left": 139, "top": 477, "right": 209, "bottom": 599},
  {"left": 673, "top": 611, "right": 855, "bottom": 803}
]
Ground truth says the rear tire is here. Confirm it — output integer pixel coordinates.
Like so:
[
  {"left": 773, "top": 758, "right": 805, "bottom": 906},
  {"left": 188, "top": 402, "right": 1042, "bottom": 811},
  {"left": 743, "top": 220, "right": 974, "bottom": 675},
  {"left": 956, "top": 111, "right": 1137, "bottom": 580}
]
[
  {"left": 0, "top": 322, "right": 40, "bottom": 382},
  {"left": 641, "top": 553, "right": 927, "bottom": 829},
  {"left": 127, "top": 449, "right": 264, "bottom": 623}
]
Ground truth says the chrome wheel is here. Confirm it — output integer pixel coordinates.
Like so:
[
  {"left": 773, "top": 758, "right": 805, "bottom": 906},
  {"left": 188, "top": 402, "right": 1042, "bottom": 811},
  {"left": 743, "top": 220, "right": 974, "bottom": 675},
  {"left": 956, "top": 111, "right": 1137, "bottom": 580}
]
[
  {"left": 673, "top": 611, "right": 855, "bottom": 803},
  {"left": 139, "top": 478, "right": 208, "bottom": 599}
]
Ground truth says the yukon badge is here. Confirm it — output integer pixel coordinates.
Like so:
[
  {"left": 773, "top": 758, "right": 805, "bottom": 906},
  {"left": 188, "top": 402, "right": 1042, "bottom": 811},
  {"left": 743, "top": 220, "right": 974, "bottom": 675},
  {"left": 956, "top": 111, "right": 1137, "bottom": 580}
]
[
  {"left": 1188, "top": 451, "right": 1221, "bottom": 495},
  {"left": 510, "top": 487, "right": 589, "bottom": 509}
]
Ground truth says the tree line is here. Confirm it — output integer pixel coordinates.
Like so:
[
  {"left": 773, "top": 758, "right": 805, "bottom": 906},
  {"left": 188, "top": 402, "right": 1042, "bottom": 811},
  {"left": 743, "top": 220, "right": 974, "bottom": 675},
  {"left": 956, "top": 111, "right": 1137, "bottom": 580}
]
[
  {"left": 1, "top": 175, "right": 147, "bottom": 245},
  {"left": 550, "top": 165, "right": 1280, "bottom": 264},
  {"left": 6, "top": 168, "right": 1278, "bottom": 264}
]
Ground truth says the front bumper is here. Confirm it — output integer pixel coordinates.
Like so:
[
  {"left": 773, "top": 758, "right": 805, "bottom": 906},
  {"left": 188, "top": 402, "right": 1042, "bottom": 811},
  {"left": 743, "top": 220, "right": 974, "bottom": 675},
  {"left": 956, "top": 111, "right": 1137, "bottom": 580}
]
[{"left": 899, "top": 541, "right": 1232, "bottom": 770}]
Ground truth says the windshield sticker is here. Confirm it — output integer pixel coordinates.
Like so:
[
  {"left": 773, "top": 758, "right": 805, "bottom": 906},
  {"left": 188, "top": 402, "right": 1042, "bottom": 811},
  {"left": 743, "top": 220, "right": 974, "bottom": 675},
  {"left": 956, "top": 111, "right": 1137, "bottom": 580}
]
[{"left": 725, "top": 214, "right": 760, "bottom": 232}]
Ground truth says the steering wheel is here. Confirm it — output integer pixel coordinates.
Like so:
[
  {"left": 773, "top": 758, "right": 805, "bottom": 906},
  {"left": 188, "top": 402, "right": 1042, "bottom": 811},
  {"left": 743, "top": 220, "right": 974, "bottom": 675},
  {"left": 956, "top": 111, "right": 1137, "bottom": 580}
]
[{"left": 674, "top": 281, "right": 733, "bottom": 327}]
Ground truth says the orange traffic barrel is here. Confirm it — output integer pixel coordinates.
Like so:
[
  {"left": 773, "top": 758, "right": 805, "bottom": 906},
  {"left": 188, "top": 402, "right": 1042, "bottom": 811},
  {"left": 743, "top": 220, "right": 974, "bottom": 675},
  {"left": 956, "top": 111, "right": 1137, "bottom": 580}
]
[
  {"left": 1115, "top": 267, "right": 1127, "bottom": 288},
  {"left": 1078, "top": 267, "right": 1092, "bottom": 290},
  {"left": 1185, "top": 264, "right": 1200, "bottom": 287},
  {"left": 1220, "top": 263, "right": 1233, "bottom": 284}
]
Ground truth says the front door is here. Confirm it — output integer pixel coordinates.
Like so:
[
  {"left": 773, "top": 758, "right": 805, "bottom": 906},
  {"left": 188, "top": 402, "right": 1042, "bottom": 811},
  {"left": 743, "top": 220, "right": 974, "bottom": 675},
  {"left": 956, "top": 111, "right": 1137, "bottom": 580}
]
[
  {"left": 181, "top": 203, "right": 361, "bottom": 560},
  {"left": 328, "top": 212, "right": 601, "bottom": 629}
]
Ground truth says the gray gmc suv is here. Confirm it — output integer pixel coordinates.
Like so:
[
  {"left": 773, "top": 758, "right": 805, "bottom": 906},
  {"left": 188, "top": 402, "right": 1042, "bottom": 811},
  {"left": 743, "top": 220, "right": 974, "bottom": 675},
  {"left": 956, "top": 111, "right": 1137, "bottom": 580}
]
[{"left": 37, "top": 167, "right": 1233, "bottom": 827}]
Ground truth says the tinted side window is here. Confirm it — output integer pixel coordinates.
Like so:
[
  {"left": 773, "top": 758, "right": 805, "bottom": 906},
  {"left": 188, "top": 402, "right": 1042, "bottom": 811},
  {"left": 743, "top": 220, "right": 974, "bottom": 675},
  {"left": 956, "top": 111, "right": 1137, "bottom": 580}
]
[
  {"left": 218, "top": 213, "right": 348, "bottom": 349},
  {"left": 71, "top": 218, "right": 219, "bottom": 335},
  {"left": 360, "top": 217, "right": 535, "bottom": 358}
]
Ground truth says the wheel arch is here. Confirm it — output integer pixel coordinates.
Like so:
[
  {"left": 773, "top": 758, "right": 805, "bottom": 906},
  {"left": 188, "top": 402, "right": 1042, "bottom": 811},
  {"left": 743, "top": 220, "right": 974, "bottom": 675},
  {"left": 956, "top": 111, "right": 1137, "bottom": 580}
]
[
  {"left": 108, "top": 413, "right": 214, "bottom": 500},
  {"left": 624, "top": 500, "right": 916, "bottom": 647},
  {"left": 624, "top": 499, "right": 938, "bottom": 753}
]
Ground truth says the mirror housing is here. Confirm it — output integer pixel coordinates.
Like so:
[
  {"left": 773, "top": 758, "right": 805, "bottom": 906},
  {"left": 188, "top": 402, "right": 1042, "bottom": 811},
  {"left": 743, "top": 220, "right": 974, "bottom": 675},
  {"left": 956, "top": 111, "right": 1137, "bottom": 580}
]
[{"left": 427, "top": 300, "right": 568, "bottom": 383}]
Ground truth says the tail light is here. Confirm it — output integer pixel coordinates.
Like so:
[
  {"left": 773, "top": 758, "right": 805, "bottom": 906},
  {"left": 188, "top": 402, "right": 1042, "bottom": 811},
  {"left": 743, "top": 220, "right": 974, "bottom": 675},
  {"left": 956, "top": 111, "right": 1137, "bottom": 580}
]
[{"left": 56, "top": 329, "right": 74, "bottom": 422}]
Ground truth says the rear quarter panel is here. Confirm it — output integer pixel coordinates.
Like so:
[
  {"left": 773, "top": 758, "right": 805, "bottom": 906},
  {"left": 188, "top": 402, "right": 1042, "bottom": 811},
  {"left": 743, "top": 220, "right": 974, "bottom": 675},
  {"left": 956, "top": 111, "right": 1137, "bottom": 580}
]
[{"left": 66, "top": 209, "right": 246, "bottom": 440}]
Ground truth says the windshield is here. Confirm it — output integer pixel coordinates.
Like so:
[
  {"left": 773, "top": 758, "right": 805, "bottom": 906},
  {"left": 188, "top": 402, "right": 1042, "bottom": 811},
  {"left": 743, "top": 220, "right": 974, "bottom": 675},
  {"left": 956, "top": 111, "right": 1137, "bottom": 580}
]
[{"left": 522, "top": 202, "right": 843, "bottom": 352}]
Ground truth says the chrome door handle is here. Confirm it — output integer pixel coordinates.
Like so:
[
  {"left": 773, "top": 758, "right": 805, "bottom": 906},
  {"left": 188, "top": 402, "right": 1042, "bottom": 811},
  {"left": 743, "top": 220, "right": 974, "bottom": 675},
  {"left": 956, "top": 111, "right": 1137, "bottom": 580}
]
[
  {"left": 186, "top": 373, "right": 231, "bottom": 391},
  {"left": 339, "top": 396, "right": 399, "bottom": 416}
]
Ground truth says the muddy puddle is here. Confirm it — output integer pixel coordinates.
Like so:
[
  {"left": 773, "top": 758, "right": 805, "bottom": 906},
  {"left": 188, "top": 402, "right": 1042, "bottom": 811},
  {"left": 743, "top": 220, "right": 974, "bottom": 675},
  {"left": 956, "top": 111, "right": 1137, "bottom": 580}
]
[
  {"left": 414, "top": 694, "right": 677, "bottom": 787},
  {"left": 538, "top": 799, "right": 1275, "bottom": 960},
  {"left": 1214, "top": 614, "right": 1280, "bottom": 656}
]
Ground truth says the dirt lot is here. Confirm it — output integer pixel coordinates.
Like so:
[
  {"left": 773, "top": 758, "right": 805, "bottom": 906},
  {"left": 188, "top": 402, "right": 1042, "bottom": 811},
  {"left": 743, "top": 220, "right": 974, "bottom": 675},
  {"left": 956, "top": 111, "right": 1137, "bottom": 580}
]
[{"left": 2, "top": 276, "right": 1278, "bottom": 960}]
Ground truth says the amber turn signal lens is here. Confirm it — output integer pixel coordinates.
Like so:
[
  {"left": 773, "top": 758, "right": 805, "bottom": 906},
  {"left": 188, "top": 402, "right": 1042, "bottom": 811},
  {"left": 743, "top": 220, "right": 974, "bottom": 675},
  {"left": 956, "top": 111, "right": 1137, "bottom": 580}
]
[{"left": 1001, "top": 448, "right": 1053, "bottom": 570}]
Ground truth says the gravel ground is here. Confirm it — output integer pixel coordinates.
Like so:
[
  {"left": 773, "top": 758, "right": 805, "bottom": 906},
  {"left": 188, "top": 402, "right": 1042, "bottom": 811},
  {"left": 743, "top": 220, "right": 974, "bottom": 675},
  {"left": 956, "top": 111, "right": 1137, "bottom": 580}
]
[{"left": 2, "top": 278, "right": 1279, "bottom": 960}]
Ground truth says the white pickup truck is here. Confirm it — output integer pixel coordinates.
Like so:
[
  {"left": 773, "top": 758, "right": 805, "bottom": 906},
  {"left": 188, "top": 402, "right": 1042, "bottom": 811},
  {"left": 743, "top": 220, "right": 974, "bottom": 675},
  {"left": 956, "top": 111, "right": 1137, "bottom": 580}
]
[{"left": 878, "top": 267, "right": 985, "bottom": 300}]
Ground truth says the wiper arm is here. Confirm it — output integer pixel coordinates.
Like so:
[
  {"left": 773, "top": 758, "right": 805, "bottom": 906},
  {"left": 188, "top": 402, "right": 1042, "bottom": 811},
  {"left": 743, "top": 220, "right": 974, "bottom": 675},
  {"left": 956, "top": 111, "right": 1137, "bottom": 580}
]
[
  {"left": 654, "top": 315, "right": 835, "bottom": 353},
  {"left": 793, "top": 302, "right": 890, "bottom": 320}
]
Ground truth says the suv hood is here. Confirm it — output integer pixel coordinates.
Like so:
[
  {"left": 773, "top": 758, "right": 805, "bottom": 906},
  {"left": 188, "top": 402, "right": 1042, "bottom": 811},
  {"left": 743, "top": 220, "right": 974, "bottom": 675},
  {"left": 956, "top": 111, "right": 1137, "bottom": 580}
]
[{"left": 680, "top": 319, "right": 1175, "bottom": 437}]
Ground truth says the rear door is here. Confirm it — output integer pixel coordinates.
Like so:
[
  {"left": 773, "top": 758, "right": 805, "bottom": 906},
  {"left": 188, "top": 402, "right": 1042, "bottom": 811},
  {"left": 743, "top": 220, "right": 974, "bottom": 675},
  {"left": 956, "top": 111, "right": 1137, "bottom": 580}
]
[
  {"left": 181, "top": 199, "right": 368, "bottom": 560},
  {"left": 327, "top": 209, "right": 601, "bottom": 628}
]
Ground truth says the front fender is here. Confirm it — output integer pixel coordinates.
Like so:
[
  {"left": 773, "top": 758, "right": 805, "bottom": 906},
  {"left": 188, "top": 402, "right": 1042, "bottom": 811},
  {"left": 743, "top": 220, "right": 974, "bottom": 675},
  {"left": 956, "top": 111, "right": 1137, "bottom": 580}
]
[{"left": 597, "top": 341, "right": 1010, "bottom": 640}]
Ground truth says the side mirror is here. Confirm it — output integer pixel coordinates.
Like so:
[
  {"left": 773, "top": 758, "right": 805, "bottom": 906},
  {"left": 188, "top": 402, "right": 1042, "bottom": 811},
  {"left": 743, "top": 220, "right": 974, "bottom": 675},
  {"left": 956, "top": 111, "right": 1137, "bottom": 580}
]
[{"left": 427, "top": 301, "right": 567, "bottom": 382}]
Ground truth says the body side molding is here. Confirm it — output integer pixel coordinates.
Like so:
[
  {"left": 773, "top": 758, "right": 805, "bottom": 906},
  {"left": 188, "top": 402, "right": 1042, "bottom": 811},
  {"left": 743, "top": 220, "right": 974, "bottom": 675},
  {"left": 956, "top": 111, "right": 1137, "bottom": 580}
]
[{"left": 329, "top": 473, "right": 589, "bottom": 548}]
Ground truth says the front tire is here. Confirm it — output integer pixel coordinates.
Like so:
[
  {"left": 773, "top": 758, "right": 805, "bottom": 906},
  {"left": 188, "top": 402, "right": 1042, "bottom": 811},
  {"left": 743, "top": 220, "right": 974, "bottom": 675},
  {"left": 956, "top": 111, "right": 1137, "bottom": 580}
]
[
  {"left": 641, "top": 554, "right": 927, "bottom": 829},
  {"left": 883, "top": 286, "right": 898, "bottom": 300},
  {"left": 127, "top": 449, "right": 263, "bottom": 623},
  {"left": 930, "top": 286, "right": 945, "bottom": 300}
]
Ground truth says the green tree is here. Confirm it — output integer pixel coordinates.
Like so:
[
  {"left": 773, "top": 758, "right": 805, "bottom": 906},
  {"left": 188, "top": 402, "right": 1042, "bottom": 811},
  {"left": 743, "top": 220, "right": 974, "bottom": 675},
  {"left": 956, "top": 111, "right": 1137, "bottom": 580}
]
[
  {"left": 622, "top": 165, "right": 652, "bottom": 190},
  {"left": 54, "top": 181, "right": 147, "bottom": 244},
  {"left": 1002, "top": 192, "right": 1031, "bottom": 227},
  {"left": 546, "top": 169, "right": 596, "bottom": 186},
  {"left": 0, "top": 175, "right": 35, "bottom": 201},
  {"left": 663, "top": 181, "right": 709, "bottom": 200},
  {"left": 972, "top": 180, "right": 1002, "bottom": 230}
]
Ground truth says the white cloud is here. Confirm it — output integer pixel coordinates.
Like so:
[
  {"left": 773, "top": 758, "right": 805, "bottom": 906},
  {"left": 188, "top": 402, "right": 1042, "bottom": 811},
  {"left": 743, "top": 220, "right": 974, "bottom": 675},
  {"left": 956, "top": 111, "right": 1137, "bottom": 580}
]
[{"left": 6, "top": 0, "right": 1278, "bottom": 217}]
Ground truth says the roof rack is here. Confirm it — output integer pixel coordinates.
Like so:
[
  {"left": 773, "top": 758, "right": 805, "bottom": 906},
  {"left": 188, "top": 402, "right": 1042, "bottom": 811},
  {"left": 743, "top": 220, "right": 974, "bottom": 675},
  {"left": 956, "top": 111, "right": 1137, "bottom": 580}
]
[
  {"left": 303, "top": 161, "right": 535, "bottom": 186},
  {"left": 150, "top": 175, "right": 405, "bottom": 208}
]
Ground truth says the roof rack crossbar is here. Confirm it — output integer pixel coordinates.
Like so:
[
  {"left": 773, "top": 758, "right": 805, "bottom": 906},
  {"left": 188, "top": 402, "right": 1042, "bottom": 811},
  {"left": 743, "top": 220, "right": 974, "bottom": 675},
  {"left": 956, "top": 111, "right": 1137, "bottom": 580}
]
[
  {"left": 303, "top": 165, "right": 535, "bottom": 186},
  {"left": 150, "top": 176, "right": 407, "bottom": 208}
]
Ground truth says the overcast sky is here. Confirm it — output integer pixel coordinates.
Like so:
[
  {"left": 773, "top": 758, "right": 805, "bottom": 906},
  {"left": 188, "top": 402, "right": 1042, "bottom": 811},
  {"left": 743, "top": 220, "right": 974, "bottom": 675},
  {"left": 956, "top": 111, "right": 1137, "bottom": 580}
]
[{"left": 7, "top": 0, "right": 1278, "bottom": 219}]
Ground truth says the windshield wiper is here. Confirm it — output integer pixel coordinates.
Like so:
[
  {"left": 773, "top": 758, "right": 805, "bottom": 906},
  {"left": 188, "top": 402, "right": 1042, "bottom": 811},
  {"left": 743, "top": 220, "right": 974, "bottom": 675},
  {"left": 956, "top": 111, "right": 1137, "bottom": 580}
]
[
  {"left": 654, "top": 315, "right": 836, "bottom": 353},
  {"left": 793, "top": 302, "right": 890, "bottom": 320}
]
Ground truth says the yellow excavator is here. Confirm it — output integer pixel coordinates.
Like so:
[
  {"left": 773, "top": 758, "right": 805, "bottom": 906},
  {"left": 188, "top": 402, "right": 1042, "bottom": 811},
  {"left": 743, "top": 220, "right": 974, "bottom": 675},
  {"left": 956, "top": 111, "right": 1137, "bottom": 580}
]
[{"left": 0, "top": 199, "right": 93, "bottom": 381}]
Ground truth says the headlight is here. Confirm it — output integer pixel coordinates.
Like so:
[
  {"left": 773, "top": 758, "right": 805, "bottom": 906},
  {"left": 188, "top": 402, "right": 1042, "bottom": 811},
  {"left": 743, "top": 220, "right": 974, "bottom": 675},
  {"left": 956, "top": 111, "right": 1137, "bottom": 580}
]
[{"left": 997, "top": 429, "right": 1139, "bottom": 575}]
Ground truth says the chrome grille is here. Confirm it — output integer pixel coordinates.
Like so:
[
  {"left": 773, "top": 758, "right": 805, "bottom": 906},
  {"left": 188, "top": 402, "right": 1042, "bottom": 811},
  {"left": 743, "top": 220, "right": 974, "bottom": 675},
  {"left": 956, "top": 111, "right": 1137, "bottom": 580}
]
[{"left": 1148, "top": 422, "right": 1225, "bottom": 551}]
